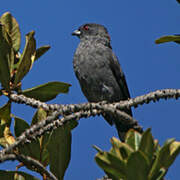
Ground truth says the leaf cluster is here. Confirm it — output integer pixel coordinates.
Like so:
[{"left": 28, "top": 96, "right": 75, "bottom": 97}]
[
  {"left": 0, "top": 12, "right": 73, "bottom": 180},
  {"left": 94, "top": 129, "right": 180, "bottom": 180}
]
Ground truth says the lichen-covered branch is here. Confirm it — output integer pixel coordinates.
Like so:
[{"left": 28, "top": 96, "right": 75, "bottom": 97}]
[
  {"left": 0, "top": 107, "right": 140, "bottom": 158},
  {"left": 1, "top": 88, "right": 178, "bottom": 164},
  {"left": 10, "top": 89, "right": 180, "bottom": 114},
  {"left": 0, "top": 153, "right": 57, "bottom": 180}
]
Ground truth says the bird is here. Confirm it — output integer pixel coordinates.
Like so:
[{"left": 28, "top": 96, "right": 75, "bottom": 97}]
[{"left": 72, "top": 23, "right": 137, "bottom": 141}]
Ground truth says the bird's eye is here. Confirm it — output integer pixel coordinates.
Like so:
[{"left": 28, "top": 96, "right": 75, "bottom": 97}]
[{"left": 83, "top": 25, "right": 89, "bottom": 30}]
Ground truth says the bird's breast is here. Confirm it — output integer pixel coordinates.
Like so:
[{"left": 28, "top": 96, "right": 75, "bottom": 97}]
[{"left": 73, "top": 42, "right": 120, "bottom": 102}]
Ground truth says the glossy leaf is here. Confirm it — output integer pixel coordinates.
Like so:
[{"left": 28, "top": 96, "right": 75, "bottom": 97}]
[
  {"left": 125, "top": 129, "right": 141, "bottom": 151},
  {"left": 31, "top": 108, "right": 50, "bottom": 166},
  {"left": 22, "top": 81, "right": 71, "bottom": 102},
  {"left": 14, "top": 116, "right": 30, "bottom": 137},
  {"left": 119, "top": 144, "right": 134, "bottom": 160},
  {"left": 14, "top": 117, "right": 41, "bottom": 160},
  {"left": 0, "top": 137, "right": 8, "bottom": 147},
  {"left": 0, "top": 170, "right": 39, "bottom": 180},
  {"left": 110, "top": 137, "right": 133, "bottom": 160},
  {"left": 156, "top": 168, "right": 167, "bottom": 180},
  {"left": 64, "top": 119, "right": 78, "bottom": 131},
  {"left": 47, "top": 126, "right": 72, "bottom": 180},
  {"left": 169, "top": 141, "right": 180, "bottom": 159},
  {"left": 126, "top": 151, "right": 149, "bottom": 180},
  {"left": 0, "top": 24, "right": 11, "bottom": 90},
  {"left": 39, "top": 133, "right": 50, "bottom": 166},
  {"left": 154, "top": 139, "right": 160, "bottom": 153},
  {"left": 93, "top": 145, "right": 103, "bottom": 153},
  {"left": 155, "top": 35, "right": 180, "bottom": 44},
  {"left": 4, "top": 126, "right": 15, "bottom": 145},
  {"left": 149, "top": 138, "right": 175, "bottom": 179},
  {"left": 35, "top": 45, "right": 50, "bottom": 61},
  {"left": 0, "top": 101, "right": 11, "bottom": 126},
  {"left": 139, "top": 128, "right": 154, "bottom": 165},
  {"left": 14, "top": 31, "right": 36, "bottom": 85},
  {"left": 31, "top": 108, "right": 47, "bottom": 125},
  {"left": 0, "top": 12, "right": 21, "bottom": 52},
  {"left": 95, "top": 151, "right": 126, "bottom": 179},
  {"left": 110, "top": 137, "right": 123, "bottom": 159},
  {"left": 0, "top": 124, "right": 5, "bottom": 137}
]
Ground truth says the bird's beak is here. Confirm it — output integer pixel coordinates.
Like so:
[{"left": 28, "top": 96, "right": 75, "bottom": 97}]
[{"left": 72, "top": 29, "right": 81, "bottom": 36}]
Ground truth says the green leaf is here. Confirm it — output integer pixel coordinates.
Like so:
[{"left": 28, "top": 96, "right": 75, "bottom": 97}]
[
  {"left": 154, "top": 139, "right": 161, "bottom": 153},
  {"left": 0, "top": 137, "right": 8, "bottom": 147},
  {"left": 125, "top": 129, "right": 142, "bottom": 151},
  {"left": 14, "top": 117, "right": 41, "bottom": 160},
  {"left": 14, "top": 31, "right": 36, "bottom": 85},
  {"left": 64, "top": 119, "right": 78, "bottom": 131},
  {"left": 22, "top": 81, "right": 71, "bottom": 102},
  {"left": 0, "top": 12, "right": 21, "bottom": 52},
  {"left": 0, "top": 24, "right": 11, "bottom": 90},
  {"left": 156, "top": 168, "right": 167, "bottom": 180},
  {"left": 169, "top": 141, "right": 180, "bottom": 162},
  {"left": 0, "top": 170, "right": 39, "bottom": 180},
  {"left": 31, "top": 108, "right": 47, "bottom": 125},
  {"left": 14, "top": 116, "right": 30, "bottom": 137},
  {"left": 93, "top": 145, "right": 103, "bottom": 153},
  {"left": 139, "top": 128, "right": 154, "bottom": 165},
  {"left": 0, "top": 124, "right": 6, "bottom": 137},
  {"left": 155, "top": 35, "right": 180, "bottom": 44},
  {"left": 110, "top": 137, "right": 134, "bottom": 160},
  {"left": 126, "top": 151, "right": 149, "bottom": 180},
  {"left": 40, "top": 145, "right": 50, "bottom": 167},
  {"left": 0, "top": 101, "right": 11, "bottom": 126},
  {"left": 110, "top": 137, "right": 123, "bottom": 159},
  {"left": 35, "top": 45, "right": 50, "bottom": 61},
  {"left": 31, "top": 108, "right": 50, "bottom": 166},
  {"left": 149, "top": 138, "right": 176, "bottom": 180},
  {"left": 47, "top": 126, "right": 72, "bottom": 180},
  {"left": 95, "top": 151, "right": 126, "bottom": 179}
]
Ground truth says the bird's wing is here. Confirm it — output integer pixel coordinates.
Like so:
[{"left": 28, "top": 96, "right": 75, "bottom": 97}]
[
  {"left": 108, "top": 51, "right": 131, "bottom": 100},
  {"left": 108, "top": 50, "right": 133, "bottom": 122}
]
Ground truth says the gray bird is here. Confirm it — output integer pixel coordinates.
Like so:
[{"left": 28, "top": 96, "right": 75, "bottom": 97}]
[{"left": 72, "top": 23, "right": 135, "bottom": 141}]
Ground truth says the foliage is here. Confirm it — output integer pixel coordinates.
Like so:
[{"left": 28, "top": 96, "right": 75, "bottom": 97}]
[
  {"left": 0, "top": 12, "right": 73, "bottom": 180},
  {"left": 155, "top": 35, "right": 180, "bottom": 45},
  {"left": 94, "top": 129, "right": 180, "bottom": 180},
  {"left": 0, "top": 11, "right": 71, "bottom": 97}
]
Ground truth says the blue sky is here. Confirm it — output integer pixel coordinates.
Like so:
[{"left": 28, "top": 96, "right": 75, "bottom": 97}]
[{"left": 0, "top": 0, "right": 180, "bottom": 179}]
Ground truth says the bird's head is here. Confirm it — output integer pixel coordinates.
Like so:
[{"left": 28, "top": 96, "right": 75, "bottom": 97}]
[{"left": 72, "top": 23, "right": 111, "bottom": 42}]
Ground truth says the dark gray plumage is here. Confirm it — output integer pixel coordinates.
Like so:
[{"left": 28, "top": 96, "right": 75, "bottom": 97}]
[{"left": 72, "top": 23, "right": 133, "bottom": 141}]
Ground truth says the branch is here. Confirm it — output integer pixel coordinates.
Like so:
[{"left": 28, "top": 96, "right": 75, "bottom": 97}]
[
  {"left": 1, "top": 107, "right": 142, "bottom": 157},
  {"left": 10, "top": 89, "right": 180, "bottom": 114},
  {"left": 0, "top": 153, "right": 57, "bottom": 180},
  {"left": 2, "top": 88, "right": 177, "bottom": 156},
  {"left": 2, "top": 89, "right": 178, "bottom": 163},
  {"left": 113, "top": 89, "right": 180, "bottom": 110},
  {"left": 0, "top": 109, "right": 101, "bottom": 157}
]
